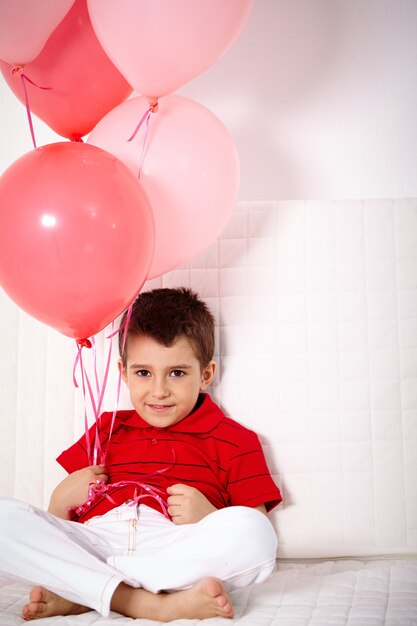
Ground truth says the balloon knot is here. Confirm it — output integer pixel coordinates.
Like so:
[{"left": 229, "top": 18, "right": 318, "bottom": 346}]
[
  {"left": 11, "top": 65, "right": 24, "bottom": 77},
  {"left": 77, "top": 338, "right": 92, "bottom": 349},
  {"left": 147, "top": 98, "right": 159, "bottom": 113},
  {"left": 70, "top": 134, "right": 84, "bottom": 142}
]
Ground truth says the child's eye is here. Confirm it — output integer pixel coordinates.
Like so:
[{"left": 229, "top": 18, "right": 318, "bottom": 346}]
[
  {"left": 136, "top": 369, "right": 151, "bottom": 377},
  {"left": 170, "top": 369, "right": 185, "bottom": 378}
]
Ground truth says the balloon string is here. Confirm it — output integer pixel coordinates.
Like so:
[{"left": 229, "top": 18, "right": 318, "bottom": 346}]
[
  {"left": 69, "top": 451, "right": 176, "bottom": 521},
  {"left": 102, "top": 303, "right": 133, "bottom": 463},
  {"left": 20, "top": 75, "right": 37, "bottom": 149},
  {"left": 127, "top": 107, "right": 152, "bottom": 142},
  {"left": 70, "top": 312, "right": 176, "bottom": 522},
  {"left": 90, "top": 337, "right": 100, "bottom": 405},
  {"left": 120, "top": 303, "right": 133, "bottom": 356},
  {"left": 69, "top": 479, "right": 170, "bottom": 521},
  {"left": 73, "top": 336, "right": 111, "bottom": 467},
  {"left": 11, "top": 66, "right": 51, "bottom": 150},
  {"left": 74, "top": 343, "right": 93, "bottom": 466},
  {"left": 73, "top": 304, "right": 134, "bottom": 467},
  {"left": 127, "top": 99, "right": 159, "bottom": 179},
  {"left": 95, "top": 325, "right": 113, "bottom": 420}
]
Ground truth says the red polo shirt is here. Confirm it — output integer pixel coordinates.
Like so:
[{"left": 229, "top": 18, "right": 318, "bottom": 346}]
[{"left": 57, "top": 393, "right": 282, "bottom": 523}]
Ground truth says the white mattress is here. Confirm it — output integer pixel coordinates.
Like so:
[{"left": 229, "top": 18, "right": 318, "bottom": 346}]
[{"left": 1, "top": 558, "right": 417, "bottom": 625}]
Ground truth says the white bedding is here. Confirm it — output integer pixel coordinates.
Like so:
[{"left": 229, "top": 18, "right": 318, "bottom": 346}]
[{"left": 1, "top": 559, "right": 417, "bottom": 625}]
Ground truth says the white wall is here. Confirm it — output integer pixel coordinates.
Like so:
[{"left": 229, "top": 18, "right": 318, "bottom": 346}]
[
  {"left": 1, "top": 0, "right": 417, "bottom": 199},
  {"left": 179, "top": 0, "right": 417, "bottom": 200},
  {"left": 2, "top": 198, "right": 417, "bottom": 558}
]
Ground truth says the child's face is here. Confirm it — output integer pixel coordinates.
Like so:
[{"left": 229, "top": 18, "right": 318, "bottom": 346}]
[{"left": 120, "top": 334, "right": 216, "bottom": 428}]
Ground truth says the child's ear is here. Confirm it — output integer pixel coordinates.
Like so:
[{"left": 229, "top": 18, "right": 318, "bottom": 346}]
[
  {"left": 200, "top": 361, "right": 216, "bottom": 390},
  {"left": 118, "top": 359, "right": 128, "bottom": 384}
]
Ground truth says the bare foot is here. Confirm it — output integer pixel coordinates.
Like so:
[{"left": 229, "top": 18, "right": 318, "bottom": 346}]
[
  {"left": 22, "top": 586, "right": 90, "bottom": 621},
  {"left": 112, "top": 577, "right": 234, "bottom": 621}
]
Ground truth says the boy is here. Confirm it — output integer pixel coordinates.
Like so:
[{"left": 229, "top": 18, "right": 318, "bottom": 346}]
[{"left": 0, "top": 288, "right": 281, "bottom": 621}]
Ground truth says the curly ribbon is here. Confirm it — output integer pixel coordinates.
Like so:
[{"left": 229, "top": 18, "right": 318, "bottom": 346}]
[
  {"left": 127, "top": 98, "right": 159, "bottom": 179},
  {"left": 69, "top": 452, "right": 176, "bottom": 521},
  {"left": 68, "top": 478, "right": 170, "bottom": 521},
  {"left": 11, "top": 65, "right": 51, "bottom": 149}
]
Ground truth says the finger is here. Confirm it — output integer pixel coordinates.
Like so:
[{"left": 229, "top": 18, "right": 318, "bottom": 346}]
[
  {"left": 89, "top": 473, "right": 108, "bottom": 484},
  {"left": 166, "top": 484, "right": 187, "bottom": 495},
  {"left": 89, "top": 472, "right": 108, "bottom": 486},
  {"left": 167, "top": 506, "right": 185, "bottom": 519},
  {"left": 88, "top": 477, "right": 107, "bottom": 489},
  {"left": 170, "top": 514, "right": 185, "bottom": 526},
  {"left": 91, "top": 465, "right": 106, "bottom": 474},
  {"left": 167, "top": 495, "right": 182, "bottom": 506}
]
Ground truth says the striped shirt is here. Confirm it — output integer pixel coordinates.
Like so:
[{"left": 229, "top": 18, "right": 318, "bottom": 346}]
[{"left": 57, "top": 393, "right": 282, "bottom": 522}]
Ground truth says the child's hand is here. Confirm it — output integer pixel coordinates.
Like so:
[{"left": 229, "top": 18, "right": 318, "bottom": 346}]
[
  {"left": 166, "top": 484, "right": 217, "bottom": 524},
  {"left": 48, "top": 465, "right": 108, "bottom": 520}
]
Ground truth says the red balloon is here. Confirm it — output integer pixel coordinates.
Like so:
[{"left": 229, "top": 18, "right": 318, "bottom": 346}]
[
  {"left": 0, "top": 0, "right": 133, "bottom": 140},
  {"left": 0, "top": 142, "right": 154, "bottom": 341}
]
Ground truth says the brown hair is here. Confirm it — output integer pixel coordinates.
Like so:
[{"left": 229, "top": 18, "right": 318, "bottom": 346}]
[{"left": 118, "top": 287, "right": 215, "bottom": 369}]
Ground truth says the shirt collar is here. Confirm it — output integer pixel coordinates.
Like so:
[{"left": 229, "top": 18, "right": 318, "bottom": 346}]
[{"left": 116, "top": 393, "right": 224, "bottom": 434}]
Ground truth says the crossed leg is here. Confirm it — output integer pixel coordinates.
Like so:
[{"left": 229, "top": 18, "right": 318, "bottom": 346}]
[{"left": 22, "top": 578, "right": 234, "bottom": 622}]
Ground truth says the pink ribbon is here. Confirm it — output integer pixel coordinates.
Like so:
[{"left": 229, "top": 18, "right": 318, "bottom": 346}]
[
  {"left": 69, "top": 449, "right": 177, "bottom": 521},
  {"left": 11, "top": 65, "right": 51, "bottom": 150},
  {"left": 72, "top": 302, "right": 172, "bottom": 519},
  {"left": 72, "top": 303, "right": 134, "bottom": 467},
  {"left": 69, "top": 478, "right": 170, "bottom": 521},
  {"left": 101, "top": 303, "right": 133, "bottom": 464},
  {"left": 127, "top": 98, "right": 159, "bottom": 179},
  {"left": 73, "top": 330, "right": 115, "bottom": 467}
]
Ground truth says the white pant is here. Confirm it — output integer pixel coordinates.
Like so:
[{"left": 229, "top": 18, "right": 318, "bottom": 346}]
[{"left": 0, "top": 497, "right": 277, "bottom": 617}]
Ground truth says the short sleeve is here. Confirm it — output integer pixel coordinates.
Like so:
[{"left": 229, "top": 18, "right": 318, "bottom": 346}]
[
  {"left": 56, "top": 411, "right": 114, "bottom": 473},
  {"left": 226, "top": 430, "right": 282, "bottom": 512},
  {"left": 56, "top": 430, "right": 90, "bottom": 474}
]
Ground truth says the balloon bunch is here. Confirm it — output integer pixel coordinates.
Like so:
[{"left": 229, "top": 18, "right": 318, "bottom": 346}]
[
  {"left": 0, "top": 0, "right": 253, "bottom": 343},
  {"left": 0, "top": 0, "right": 253, "bottom": 481}
]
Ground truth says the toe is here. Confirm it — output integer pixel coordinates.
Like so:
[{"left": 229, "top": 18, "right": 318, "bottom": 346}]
[
  {"left": 29, "top": 586, "right": 47, "bottom": 603},
  {"left": 22, "top": 603, "right": 43, "bottom": 621},
  {"left": 224, "top": 602, "right": 234, "bottom": 618},
  {"left": 205, "top": 578, "right": 223, "bottom": 597},
  {"left": 212, "top": 589, "right": 234, "bottom": 618},
  {"left": 218, "top": 598, "right": 233, "bottom": 618},
  {"left": 215, "top": 593, "right": 228, "bottom": 608}
]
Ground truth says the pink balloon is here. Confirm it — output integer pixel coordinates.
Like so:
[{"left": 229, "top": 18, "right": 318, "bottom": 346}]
[
  {"left": 0, "top": 143, "right": 154, "bottom": 341},
  {"left": 0, "top": 0, "right": 75, "bottom": 65},
  {"left": 87, "top": 0, "right": 253, "bottom": 99},
  {"left": 0, "top": 0, "right": 133, "bottom": 140},
  {"left": 88, "top": 95, "right": 239, "bottom": 278}
]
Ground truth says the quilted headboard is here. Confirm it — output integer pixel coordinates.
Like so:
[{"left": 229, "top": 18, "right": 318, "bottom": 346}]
[{"left": 1, "top": 198, "right": 416, "bottom": 559}]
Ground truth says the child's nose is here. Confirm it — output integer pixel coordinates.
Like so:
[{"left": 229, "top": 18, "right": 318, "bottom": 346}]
[{"left": 152, "top": 377, "right": 169, "bottom": 397}]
